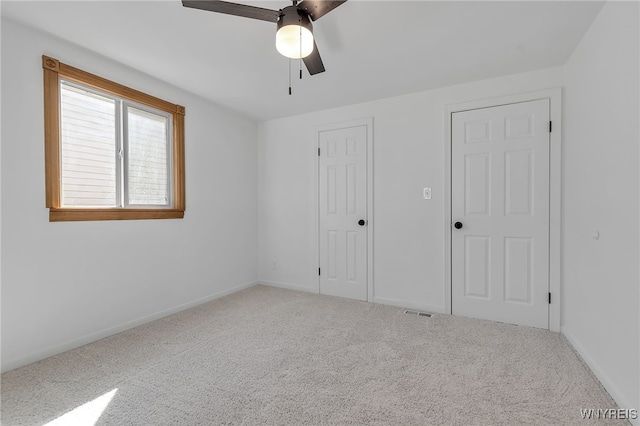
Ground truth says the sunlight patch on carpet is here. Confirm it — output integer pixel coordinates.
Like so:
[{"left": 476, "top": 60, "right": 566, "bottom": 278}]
[{"left": 44, "top": 388, "right": 117, "bottom": 426}]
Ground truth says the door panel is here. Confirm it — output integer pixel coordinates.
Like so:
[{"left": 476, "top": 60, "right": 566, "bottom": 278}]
[
  {"left": 465, "top": 153, "right": 491, "bottom": 216},
  {"left": 452, "top": 99, "right": 550, "bottom": 328},
  {"left": 464, "top": 235, "right": 490, "bottom": 299},
  {"left": 505, "top": 150, "right": 533, "bottom": 216},
  {"left": 319, "top": 125, "right": 368, "bottom": 301},
  {"left": 504, "top": 237, "right": 533, "bottom": 304}
]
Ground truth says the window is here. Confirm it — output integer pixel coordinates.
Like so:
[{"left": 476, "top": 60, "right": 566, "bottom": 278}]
[{"left": 42, "top": 55, "right": 185, "bottom": 221}]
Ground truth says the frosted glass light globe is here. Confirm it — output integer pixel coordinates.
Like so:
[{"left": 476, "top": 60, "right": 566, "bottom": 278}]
[{"left": 276, "top": 25, "right": 314, "bottom": 59}]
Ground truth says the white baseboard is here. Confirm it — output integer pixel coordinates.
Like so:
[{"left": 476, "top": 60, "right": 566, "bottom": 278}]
[
  {"left": 257, "top": 283, "right": 444, "bottom": 314},
  {"left": 562, "top": 325, "right": 639, "bottom": 426},
  {"left": 258, "top": 280, "right": 319, "bottom": 294},
  {"left": 373, "top": 296, "right": 446, "bottom": 314},
  {"left": 1, "top": 280, "right": 258, "bottom": 373}
]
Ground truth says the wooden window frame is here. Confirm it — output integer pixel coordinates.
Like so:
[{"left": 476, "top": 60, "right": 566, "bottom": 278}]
[{"left": 43, "top": 55, "right": 185, "bottom": 222}]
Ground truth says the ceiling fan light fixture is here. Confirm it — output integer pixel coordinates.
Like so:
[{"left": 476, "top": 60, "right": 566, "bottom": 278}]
[
  {"left": 276, "top": 6, "right": 314, "bottom": 59},
  {"left": 276, "top": 25, "right": 313, "bottom": 58}
]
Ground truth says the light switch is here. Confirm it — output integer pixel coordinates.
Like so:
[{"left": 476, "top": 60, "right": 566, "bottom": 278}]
[{"left": 423, "top": 187, "right": 432, "bottom": 200}]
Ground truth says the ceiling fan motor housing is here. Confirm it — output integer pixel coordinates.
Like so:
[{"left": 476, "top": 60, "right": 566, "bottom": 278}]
[{"left": 278, "top": 5, "right": 313, "bottom": 33}]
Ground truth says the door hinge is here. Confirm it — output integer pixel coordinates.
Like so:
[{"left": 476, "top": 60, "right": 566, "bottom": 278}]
[
  {"left": 549, "top": 121, "right": 552, "bottom": 133},
  {"left": 548, "top": 292, "right": 551, "bottom": 304},
  {"left": 318, "top": 267, "right": 321, "bottom": 276},
  {"left": 318, "top": 148, "right": 320, "bottom": 156}
]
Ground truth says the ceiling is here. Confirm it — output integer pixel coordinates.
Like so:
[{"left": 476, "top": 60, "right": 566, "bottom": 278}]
[{"left": 1, "top": 1, "right": 603, "bottom": 121}]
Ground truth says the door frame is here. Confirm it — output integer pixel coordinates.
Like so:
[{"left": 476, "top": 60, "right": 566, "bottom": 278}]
[
  {"left": 314, "top": 117, "right": 374, "bottom": 301},
  {"left": 444, "top": 89, "right": 562, "bottom": 332}
]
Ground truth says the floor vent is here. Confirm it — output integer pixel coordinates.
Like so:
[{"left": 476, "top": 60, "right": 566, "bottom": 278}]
[{"left": 404, "top": 310, "right": 432, "bottom": 317}]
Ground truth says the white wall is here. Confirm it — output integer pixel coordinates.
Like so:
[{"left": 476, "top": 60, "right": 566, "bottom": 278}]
[
  {"left": 0, "top": 18, "right": 259, "bottom": 372},
  {"left": 258, "top": 67, "right": 564, "bottom": 312},
  {"left": 562, "top": 1, "right": 639, "bottom": 417}
]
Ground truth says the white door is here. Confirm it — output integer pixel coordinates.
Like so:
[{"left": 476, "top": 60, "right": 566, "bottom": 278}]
[
  {"left": 451, "top": 99, "right": 550, "bottom": 328},
  {"left": 319, "top": 124, "right": 368, "bottom": 301}
]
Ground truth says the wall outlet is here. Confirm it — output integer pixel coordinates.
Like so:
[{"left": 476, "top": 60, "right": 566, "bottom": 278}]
[{"left": 423, "top": 187, "right": 432, "bottom": 200}]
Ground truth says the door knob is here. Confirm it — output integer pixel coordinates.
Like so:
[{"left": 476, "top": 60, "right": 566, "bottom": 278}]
[
  {"left": 454, "top": 221, "right": 463, "bottom": 229},
  {"left": 358, "top": 219, "right": 366, "bottom": 226}
]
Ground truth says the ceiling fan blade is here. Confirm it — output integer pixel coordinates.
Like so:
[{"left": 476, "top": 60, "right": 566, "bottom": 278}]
[
  {"left": 303, "top": 41, "right": 325, "bottom": 75},
  {"left": 182, "top": 0, "right": 280, "bottom": 22},
  {"left": 297, "top": 0, "right": 347, "bottom": 21}
]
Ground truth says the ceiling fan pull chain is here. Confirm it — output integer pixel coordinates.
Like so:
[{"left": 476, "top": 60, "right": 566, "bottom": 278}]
[
  {"left": 289, "top": 58, "right": 292, "bottom": 95},
  {"left": 299, "top": 19, "right": 303, "bottom": 80}
]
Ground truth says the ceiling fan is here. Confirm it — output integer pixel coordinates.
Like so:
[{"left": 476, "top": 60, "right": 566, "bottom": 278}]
[{"left": 182, "top": 0, "right": 347, "bottom": 76}]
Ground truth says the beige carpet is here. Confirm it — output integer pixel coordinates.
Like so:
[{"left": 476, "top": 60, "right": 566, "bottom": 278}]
[{"left": 2, "top": 285, "right": 618, "bottom": 425}]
